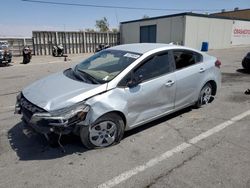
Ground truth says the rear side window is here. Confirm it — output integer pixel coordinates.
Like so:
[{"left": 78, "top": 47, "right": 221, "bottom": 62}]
[{"left": 173, "top": 50, "right": 203, "bottom": 70}]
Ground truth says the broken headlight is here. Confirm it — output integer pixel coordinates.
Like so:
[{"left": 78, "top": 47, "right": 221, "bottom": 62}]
[{"left": 30, "top": 102, "right": 90, "bottom": 127}]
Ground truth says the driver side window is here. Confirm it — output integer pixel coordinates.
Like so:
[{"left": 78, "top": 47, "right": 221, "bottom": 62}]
[
  {"left": 118, "top": 52, "right": 172, "bottom": 87},
  {"left": 134, "top": 52, "right": 171, "bottom": 82}
]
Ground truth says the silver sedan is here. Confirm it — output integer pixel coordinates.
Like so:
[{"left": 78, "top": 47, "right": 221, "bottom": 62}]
[{"left": 15, "top": 43, "right": 221, "bottom": 149}]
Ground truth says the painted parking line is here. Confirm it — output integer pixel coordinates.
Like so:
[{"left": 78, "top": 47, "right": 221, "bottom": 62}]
[{"left": 97, "top": 110, "right": 250, "bottom": 188}]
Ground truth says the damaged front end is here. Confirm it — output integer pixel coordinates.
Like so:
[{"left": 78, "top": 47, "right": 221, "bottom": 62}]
[{"left": 15, "top": 93, "right": 90, "bottom": 135}]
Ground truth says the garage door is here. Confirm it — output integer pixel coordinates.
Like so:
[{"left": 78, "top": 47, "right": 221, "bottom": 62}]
[{"left": 140, "top": 25, "right": 157, "bottom": 43}]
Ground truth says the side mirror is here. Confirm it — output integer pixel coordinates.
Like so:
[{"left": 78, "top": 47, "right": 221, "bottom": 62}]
[{"left": 127, "top": 74, "right": 143, "bottom": 88}]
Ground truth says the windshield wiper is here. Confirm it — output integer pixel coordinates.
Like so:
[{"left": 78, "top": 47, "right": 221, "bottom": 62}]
[{"left": 75, "top": 66, "right": 100, "bottom": 84}]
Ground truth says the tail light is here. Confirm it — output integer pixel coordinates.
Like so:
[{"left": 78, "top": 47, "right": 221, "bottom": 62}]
[{"left": 215, "top": 60, "right": 221, "bottom": 68}]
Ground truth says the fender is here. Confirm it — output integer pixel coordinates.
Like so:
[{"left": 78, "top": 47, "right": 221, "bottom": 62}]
[{"left": 82, "top": 88, "right": 128, "bottom": 126}]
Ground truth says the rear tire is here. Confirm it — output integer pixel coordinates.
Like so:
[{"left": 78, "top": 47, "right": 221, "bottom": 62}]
[
  {"left": 195, "top": 83, "right": 213, "bottom": 108},
  {"left": 80, "top": 113, "right": 125, "bottom": 149}
]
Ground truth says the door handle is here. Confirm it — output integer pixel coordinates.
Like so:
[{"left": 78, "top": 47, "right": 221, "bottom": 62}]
[
  {"left": 165, "top": 80, "right": 175, "bottom": 87},
  {"left": 199, "top": 68, "right": 205, "bottom": 73}
]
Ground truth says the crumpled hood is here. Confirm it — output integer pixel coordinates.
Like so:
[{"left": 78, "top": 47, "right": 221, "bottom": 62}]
[{"left": 22, "top": 71, "right": 108, "bottom": 111}]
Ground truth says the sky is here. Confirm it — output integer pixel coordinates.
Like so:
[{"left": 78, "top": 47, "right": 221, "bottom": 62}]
[{"left": 0, "top": 0, "right": 249, "bottom": 37}]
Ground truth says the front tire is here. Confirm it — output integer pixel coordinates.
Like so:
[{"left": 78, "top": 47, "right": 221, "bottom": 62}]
[
  {"left": 195, "top": 83, "right": 213, "bottom": 108},
  {"left": 80, "top": 113, "right": 125, "bottom": 149}
]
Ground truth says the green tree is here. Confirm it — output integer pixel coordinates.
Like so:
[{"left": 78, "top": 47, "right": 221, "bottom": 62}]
[{"left": 96, "top": 17, "right": 109, "bottom": 32}]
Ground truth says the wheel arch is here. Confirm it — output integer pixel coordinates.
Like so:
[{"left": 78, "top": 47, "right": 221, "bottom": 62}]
[
  {"left": 98, "top": 111, "right": 127, "bottom": 127},
  {"left": 206, "top": 80, "right": 217, "bottom": 96},
  {"left": 83, "top": 105, "right": 127, "bottom": 129},
  {"left": 80, "top": 110, "right": 126, "bottom": 149}
]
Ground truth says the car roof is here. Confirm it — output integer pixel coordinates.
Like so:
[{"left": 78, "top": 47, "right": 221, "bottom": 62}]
[{"left": 109, "top": 43, "right": 193, "bottom": 54}]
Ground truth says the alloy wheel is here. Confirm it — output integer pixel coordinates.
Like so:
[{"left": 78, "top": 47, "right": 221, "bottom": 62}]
[
  {"left": 89, "top": 121, "right": 117, "bottom": 147},
  {"left": 201, "top": 85, "right": 212, "bottom": 105}
]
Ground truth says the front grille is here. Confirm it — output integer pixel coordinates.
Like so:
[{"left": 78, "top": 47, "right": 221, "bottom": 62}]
[{"left": 20, "top": 95, "right": 46, "bottom": 121}]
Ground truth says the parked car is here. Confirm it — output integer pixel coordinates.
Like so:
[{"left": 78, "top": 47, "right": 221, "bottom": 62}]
[
  {"left": 15, "top": 43, "right": 221, "bottom": 149},
  {"left": 0, "top": 41, "right": 12, "bottom": 65},
  {"left": 242, "top": 52, "right": 250, "bottom": 71}
]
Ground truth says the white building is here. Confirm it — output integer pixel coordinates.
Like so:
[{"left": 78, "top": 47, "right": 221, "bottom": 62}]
[{"left": 120, "top": 13, "right": 250, "bottom": 50}]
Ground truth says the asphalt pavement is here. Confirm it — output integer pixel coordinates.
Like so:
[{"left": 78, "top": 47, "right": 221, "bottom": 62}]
[{"left": 0, "top": 47, "right": 249, "bottom": 188}]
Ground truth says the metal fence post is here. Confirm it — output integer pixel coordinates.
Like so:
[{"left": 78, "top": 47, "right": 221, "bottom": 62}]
[
  {"left": 107, "top": 31, "right": 110, "bottom": 45},
  {"left": 83, "top": 31, "right": 87, "bottom": 53}
]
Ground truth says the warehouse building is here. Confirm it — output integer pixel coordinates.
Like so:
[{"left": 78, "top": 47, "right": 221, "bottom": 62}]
[
  {"left": 120, "top": 12, "right": 250, "bottom": 50},
  {"left": 211, "top": 8, "right": 250, "bottom": 20}
]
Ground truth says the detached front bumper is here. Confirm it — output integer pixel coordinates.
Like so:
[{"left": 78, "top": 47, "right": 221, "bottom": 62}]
[{"left": 15, "top": 94, "right": 89, "bottom": 135}]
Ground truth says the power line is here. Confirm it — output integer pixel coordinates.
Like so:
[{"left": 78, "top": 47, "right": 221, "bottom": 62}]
[{"left": 21, "top": 0, "right": 221, "bottom": 12}]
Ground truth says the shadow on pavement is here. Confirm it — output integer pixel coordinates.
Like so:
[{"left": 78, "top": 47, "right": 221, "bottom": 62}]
[
  {"left": 8, "top": 107, "right": 192, "bottom": 161},
  {"left": 236, "top": 68, "right": 250, "bottom": 74},
  {"left": 8, "top": 122, "right": 87, "bottom": 161}
]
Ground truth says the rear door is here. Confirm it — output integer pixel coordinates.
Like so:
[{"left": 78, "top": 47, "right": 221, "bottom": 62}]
[
  {"left": 117, "top": 51, "right": 176, "bottom": 128},
  {"left": 171, "top": 49, "right": 204, "bottom": 109}
]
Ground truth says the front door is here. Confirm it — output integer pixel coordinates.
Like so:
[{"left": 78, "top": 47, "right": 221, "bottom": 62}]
[{"left": 118, "top": 51, "right": 176, "bottom": 128}]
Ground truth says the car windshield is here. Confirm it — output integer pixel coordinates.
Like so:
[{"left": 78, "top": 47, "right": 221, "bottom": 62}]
[{"left": 75, "top": 50, "right": 141, "bottom": 83}]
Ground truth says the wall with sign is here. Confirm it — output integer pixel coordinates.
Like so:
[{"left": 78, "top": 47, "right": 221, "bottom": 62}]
[{"left": 231, "top": 20, "right": 250, "bottom": 45}]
